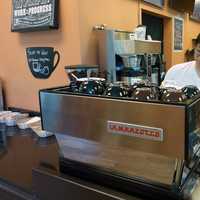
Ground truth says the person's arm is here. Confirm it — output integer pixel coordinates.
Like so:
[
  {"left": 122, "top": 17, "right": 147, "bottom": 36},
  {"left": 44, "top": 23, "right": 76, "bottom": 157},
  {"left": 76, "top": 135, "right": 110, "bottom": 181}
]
[
  {"left": 161, "top": 65, "right": 179, "bottom": 88},
  {"left": 195, "top": 43, "right": 200, "bottom": 63}
]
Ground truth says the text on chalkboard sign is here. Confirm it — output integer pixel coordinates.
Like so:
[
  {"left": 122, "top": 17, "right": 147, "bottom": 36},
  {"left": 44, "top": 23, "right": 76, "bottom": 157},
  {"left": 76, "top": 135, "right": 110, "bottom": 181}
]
[
  {"left": 12, "top": 0, "right": 59, "bottom": 32},
  {"left": 26, "top": 47, "right": 60, "bottom": 79}
]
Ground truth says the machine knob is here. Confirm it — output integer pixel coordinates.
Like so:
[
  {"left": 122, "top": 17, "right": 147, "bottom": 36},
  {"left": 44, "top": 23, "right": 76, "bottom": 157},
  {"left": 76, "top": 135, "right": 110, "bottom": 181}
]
[
  {"left": 79, "top": 80, "right": 105, "bottom": 95},
  {"left": 182, "top": 85, "right": 200, "bottom": 99},
  {"left": 105, "top": 84, "right": 129, "bottom": 97},
  {"left": 131, "top": 86, "right": 159, "bottom": 101},
  {"left": 161, "top": 88, "right": 187, "bottom": 103}
]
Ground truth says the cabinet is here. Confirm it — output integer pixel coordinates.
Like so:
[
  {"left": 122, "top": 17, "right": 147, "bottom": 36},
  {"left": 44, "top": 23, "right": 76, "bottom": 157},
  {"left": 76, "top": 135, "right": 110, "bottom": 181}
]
[
  {"left": 0, "top": 179, "right": 36, "bottom": 200},
  {"left": 32, "top": 169, "right": 140, "bottom": 200}
]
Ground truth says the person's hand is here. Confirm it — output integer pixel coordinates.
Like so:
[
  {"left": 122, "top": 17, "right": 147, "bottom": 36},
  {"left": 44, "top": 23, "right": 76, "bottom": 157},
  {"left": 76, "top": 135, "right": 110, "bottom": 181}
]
[{"left": 195, "top": 44, "right": 200, "bottom": 62}]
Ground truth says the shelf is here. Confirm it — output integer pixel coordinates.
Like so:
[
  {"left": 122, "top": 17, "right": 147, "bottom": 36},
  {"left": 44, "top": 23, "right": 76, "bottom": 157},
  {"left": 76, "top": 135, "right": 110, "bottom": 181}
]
[{"left": 114, "top": 39, "right": 161, "bottom": 55}]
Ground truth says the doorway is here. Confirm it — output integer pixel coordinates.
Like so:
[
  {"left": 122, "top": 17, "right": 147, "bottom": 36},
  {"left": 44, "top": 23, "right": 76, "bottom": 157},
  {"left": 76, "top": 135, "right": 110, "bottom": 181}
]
[
  {"left": 142, "top": 12, "right": 164, "bottom": 53},
  {"left": 141, "top": 11, "right": 173, "bottom": 70}
]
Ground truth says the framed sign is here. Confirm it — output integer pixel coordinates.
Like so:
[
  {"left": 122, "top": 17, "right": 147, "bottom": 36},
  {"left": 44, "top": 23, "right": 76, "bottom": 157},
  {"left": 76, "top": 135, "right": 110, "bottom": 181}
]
[
  {"left": 11, "top": 0, "right": 59, "bottom": 32},
  {"left": 190, "top": 15, "right": 200, "bottom": 22},
  {"left": 190, "top": 0, "right": 200, "bottom": 22},
  {"left": 173, "top": 17, "right": 184, "bottom": 51},
  {"left": 143, "top": 0, "right": 164, "bottom": 8},
  {"left": 169, "top": 0, "right": 195, "bottom": 14}
]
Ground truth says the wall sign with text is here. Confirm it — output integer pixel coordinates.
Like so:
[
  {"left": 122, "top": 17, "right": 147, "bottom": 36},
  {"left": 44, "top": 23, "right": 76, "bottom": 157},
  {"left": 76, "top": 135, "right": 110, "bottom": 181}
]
[
  {"left": 26, "top": 47, "right": 60, "bottom": 79},
  {"left": 173, "top": 17, "right": 184, "bottom": 51},
  {"left": 12, "top": 0, "right": 59, "bottom": 32},
  {"left": 191, "top": 0, "right": 200, "bottom": 22},
  {"left": 143, "top": 0, "right": 164, "bottom": 8}
]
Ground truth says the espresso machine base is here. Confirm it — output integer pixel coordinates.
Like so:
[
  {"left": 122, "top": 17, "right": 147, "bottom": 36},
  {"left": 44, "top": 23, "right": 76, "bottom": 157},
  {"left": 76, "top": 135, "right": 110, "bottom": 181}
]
[{"left": 39, "top": 86, "right": 200, "bottom": 200}]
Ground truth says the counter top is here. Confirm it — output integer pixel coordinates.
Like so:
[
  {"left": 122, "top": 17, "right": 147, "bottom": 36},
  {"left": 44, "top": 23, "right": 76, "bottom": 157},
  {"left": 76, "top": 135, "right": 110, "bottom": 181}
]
[
  {"left": 0, "top": 125, "right": 59, "bottom": 193},
  {"left": 0, "top": 125, "right": 140, "bottom": 200},
  {"left": 1, "top": 125, "right": 200, "bottom": 200}
]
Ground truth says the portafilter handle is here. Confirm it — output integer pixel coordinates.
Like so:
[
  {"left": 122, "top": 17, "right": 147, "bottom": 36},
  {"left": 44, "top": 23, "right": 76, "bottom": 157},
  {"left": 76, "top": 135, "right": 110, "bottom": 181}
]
[{"left": 68, "top": 72, "right": 79, "bottom": 83}]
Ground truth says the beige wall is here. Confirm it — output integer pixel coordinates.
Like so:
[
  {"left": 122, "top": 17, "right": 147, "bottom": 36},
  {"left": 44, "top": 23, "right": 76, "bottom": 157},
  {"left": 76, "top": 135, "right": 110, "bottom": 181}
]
[
  {"left": 0, "top": 0, "right": 81, "bottom": 111},
  {"left": 0, "top": 0, "right": 200, "bottom": 111},
  {"left": 186, "top": 16, "right": 200, "bottom": 48},
  {"left": 78, "top": 0, "right": 200, "bottom": 69},
  {"left": 78, "top": 0, "right": 140, "bottom": 65}
]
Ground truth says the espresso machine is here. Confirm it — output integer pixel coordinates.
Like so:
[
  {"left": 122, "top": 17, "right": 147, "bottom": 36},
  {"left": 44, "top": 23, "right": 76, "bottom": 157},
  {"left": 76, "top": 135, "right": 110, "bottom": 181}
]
[{"left": 39, "top": 65, "right": 200, "bottom": 200}]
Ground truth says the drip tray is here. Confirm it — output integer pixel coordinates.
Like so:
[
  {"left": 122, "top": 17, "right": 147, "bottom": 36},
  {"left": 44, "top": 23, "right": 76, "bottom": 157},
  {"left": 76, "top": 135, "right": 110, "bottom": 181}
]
[{"left": 56, "top": 134, "right": 182, "bottom": 199}]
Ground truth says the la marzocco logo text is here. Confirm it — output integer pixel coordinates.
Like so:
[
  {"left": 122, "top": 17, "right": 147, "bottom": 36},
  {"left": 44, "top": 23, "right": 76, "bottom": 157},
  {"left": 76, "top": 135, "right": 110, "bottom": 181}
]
[{"left": 107, "top": 121, "right": 164, "bottom": 142}]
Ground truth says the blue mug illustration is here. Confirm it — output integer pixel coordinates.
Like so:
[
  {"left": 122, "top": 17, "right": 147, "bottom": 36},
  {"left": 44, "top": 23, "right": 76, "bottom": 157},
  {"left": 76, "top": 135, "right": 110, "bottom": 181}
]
[{"left": 26, "top": 47, "right": 60, "bottom": 79}]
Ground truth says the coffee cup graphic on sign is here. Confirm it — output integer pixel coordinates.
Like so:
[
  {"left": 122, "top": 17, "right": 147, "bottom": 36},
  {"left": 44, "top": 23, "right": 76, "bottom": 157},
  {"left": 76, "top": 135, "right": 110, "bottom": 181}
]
[{"left": 26, "top": 47, "right": 60, "bottom": 79}]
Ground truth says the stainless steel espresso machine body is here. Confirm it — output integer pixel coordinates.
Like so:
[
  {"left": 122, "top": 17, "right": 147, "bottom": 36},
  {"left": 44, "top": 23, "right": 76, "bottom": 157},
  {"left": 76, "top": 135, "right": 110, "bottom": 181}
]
[
  {"left": 40, "top": 85, "right": 200, "bottom": 200},
  {"left": 40, "top": 87, "right": 200, "bottom": 162}
]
